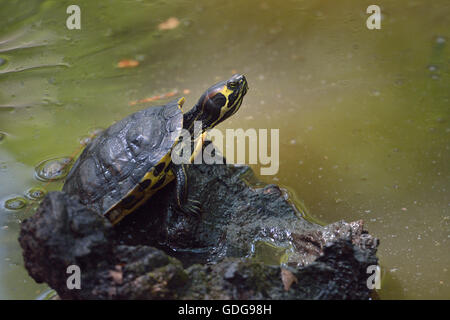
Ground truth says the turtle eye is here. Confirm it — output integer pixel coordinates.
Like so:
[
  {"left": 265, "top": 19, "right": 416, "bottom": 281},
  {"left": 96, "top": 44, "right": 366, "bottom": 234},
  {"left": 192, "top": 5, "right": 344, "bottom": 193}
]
[{"left": 227, "top": 80, "right": 238, "bottom": 89}]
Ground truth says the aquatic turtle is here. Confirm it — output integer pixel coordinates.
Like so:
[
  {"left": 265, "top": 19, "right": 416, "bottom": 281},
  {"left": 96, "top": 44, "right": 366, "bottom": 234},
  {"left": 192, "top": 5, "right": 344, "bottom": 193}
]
[{"left": 63, "top": 74, "right": 249, "bottom": 225}]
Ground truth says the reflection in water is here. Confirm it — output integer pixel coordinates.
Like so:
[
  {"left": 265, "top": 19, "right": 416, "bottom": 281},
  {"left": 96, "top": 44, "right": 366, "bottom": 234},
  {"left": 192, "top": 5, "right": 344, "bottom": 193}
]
[
  {"left": 4, "top": 197, "right": 28, "bottom": 210},
  {"left": 0, "top": 0, "right": 449, "bottom": 299},
  {"left": 34, "top": 157, "right": 72, "bottom": 181}
]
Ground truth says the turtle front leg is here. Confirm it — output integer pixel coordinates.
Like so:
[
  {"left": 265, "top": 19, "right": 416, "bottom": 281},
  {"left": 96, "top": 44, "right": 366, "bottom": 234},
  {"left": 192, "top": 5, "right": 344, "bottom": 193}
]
[{"left": 171, "top": 163, "right": 202, "bottom": 216}]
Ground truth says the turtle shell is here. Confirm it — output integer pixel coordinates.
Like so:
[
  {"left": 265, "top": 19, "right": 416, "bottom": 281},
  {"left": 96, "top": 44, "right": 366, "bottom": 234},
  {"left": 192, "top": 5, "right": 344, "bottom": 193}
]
[{"left": 63, "top": 99, "right": 183, "bottom": 218}]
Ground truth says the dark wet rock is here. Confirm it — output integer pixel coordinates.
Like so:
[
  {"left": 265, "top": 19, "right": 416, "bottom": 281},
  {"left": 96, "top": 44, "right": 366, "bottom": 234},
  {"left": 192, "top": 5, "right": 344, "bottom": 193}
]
[
  {"left": 19, "top": 164, "right": 378, "bottom": 299},
  {"left": 184, "top": 239, "right": 376, "bottom": 299},
  {"left": 19, "top": 192, "right": 114, "bottom": 299},
  {"left": 114, "top": 164, "right": 320, "bottom": 261}
]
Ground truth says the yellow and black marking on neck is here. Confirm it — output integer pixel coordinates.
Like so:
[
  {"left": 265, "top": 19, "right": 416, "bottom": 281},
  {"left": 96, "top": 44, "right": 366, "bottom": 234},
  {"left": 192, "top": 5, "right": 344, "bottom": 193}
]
[{"left": 177, "top": 97, "right": 185, "bottom": 111}]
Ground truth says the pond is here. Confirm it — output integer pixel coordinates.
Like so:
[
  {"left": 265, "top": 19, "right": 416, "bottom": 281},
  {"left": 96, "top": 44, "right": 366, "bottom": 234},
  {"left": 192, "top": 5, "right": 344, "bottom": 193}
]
[{"left": 0, "top": 0, "right": 449, "bottom": 299}]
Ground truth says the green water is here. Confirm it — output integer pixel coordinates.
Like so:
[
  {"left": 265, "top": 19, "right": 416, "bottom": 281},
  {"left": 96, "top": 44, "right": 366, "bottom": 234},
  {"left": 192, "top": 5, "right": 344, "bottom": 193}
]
[{"left": 0, "top": 0, "right": 449, "bottom": 299}]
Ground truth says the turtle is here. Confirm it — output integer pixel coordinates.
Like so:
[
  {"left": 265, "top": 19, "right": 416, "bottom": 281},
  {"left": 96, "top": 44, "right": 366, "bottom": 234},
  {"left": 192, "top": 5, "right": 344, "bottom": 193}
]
[{"left": 63, "top": 74, "right": 249, "bottom": 225}]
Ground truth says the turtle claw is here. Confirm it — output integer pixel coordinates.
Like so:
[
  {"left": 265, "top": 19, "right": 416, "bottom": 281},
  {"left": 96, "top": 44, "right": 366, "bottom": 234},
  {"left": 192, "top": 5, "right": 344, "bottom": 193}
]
[
  {"left": 181, "top": 199, "right": 202, "bottom": 217},
  {"left": 188, "top": 199, "right": 201, "bottom": 206}
]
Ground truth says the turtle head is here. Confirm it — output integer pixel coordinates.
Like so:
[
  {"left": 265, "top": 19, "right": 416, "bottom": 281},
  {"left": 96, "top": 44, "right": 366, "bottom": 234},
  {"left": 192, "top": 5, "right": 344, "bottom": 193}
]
[{"left": 194, "top": 74, "right": 248, "bottom": 131}]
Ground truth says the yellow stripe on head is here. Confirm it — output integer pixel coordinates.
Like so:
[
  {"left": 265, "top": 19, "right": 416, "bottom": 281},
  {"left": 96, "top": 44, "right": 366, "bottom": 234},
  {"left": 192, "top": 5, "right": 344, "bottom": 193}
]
[{"left": 177, "top": 97, "right": 186, "bottom": 111}]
